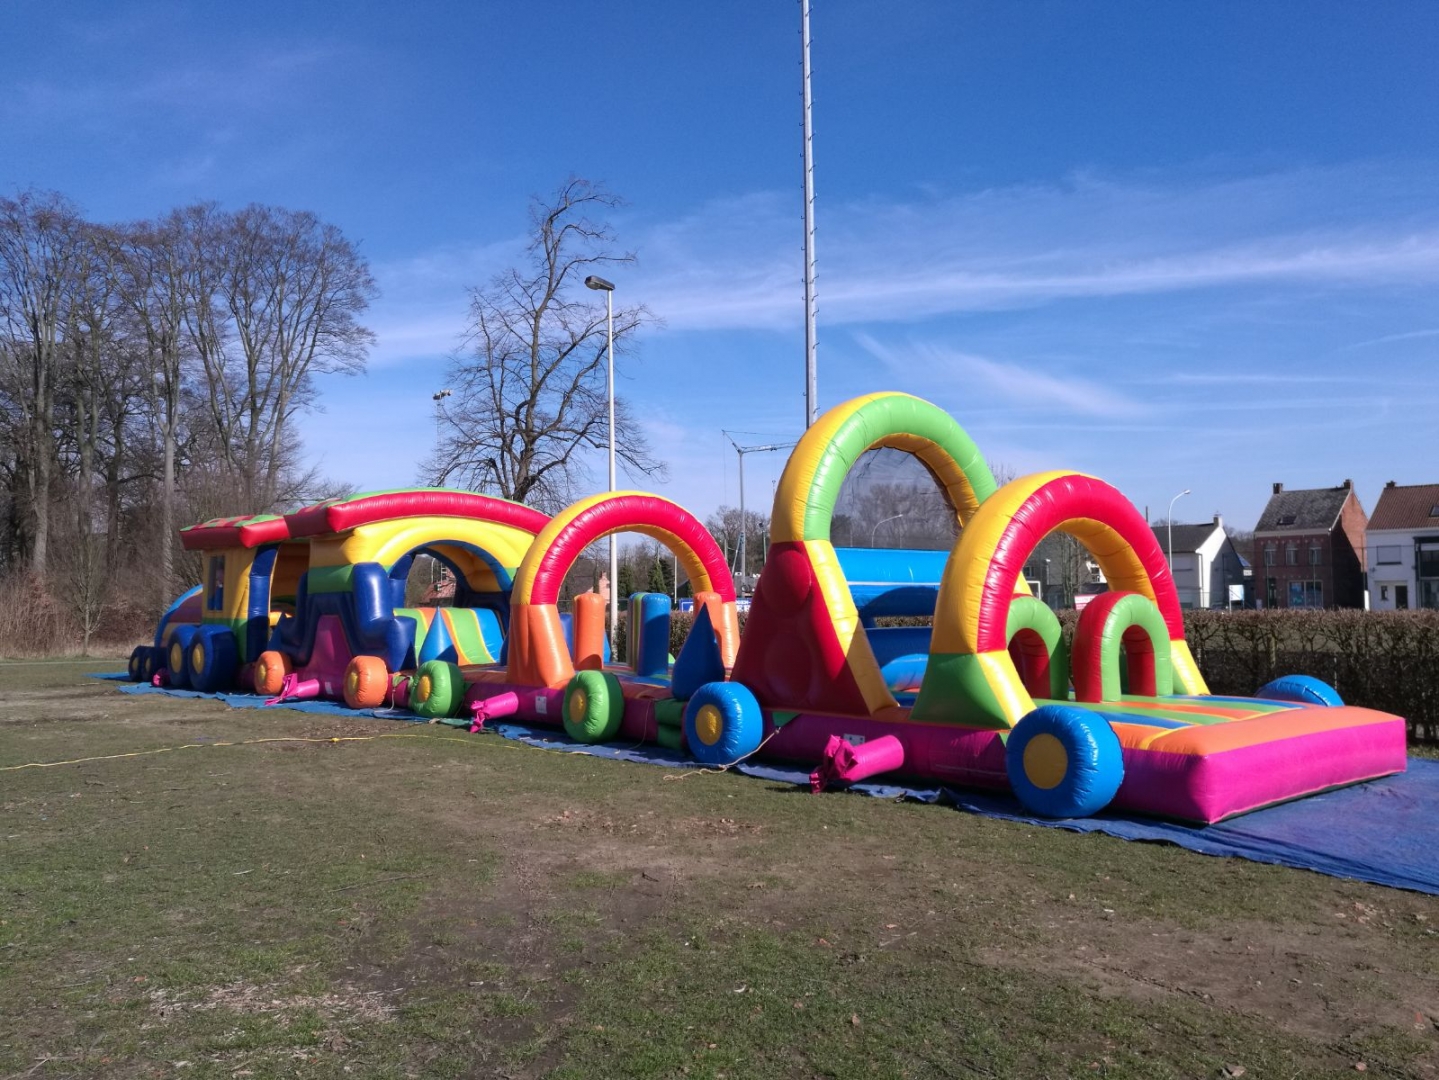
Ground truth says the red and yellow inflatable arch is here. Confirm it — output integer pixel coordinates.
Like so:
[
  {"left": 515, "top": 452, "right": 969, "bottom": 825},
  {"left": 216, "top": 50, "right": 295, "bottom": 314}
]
[{"left": 912, "top": 471, "right": 1209, "bottom": 728}]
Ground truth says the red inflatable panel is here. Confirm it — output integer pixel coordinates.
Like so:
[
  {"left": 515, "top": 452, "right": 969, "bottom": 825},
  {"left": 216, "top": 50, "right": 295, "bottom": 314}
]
[
  {"left": 285, "top": 489, "right": 550, "bottom": 538},
  {"left": 179, "top": 514, "right": 291, "bottom": 550}
]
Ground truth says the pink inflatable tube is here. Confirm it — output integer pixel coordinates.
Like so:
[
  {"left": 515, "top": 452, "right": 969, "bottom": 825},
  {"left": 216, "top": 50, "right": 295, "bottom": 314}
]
[
  {"left": 809, "top": 734, "right": 906, "bottom": 793},
  {"left": 462, "top": 683, "right": 666, "bottom": 743}
]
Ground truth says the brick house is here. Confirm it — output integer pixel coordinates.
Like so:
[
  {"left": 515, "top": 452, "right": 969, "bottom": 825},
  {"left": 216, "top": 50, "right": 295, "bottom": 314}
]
[
  {"left": 1252, "top": 481, "right": 1368, "bottom": 609},
  {"left": 1366, "top": 481, "right": 1439, "bottom": 611}
]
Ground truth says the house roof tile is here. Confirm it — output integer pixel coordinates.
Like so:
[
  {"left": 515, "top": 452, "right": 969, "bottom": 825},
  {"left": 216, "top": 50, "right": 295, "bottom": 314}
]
[
  {"left": 1150, "top": 522, "right": 1219, "bottom": 554},
  {"left": 1368, "top": 482, "right": 1439, "bottom": 531},
  {"left": 1254, "top": 485, "right": 1353, "bottom": 534}
]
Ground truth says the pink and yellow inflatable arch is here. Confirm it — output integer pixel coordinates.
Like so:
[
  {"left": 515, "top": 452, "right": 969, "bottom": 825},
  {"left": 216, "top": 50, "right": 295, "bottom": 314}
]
[{"left": 506, "top": 492, "right": 738, "bottom": 689}]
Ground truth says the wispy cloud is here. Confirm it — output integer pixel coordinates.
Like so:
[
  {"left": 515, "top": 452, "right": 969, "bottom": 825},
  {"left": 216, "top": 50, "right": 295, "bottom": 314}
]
[
  {"left": 3, "top": 45, "right": 343, "bottom": 126},
  {"left": 1343, "top": 327, "right": 1439, "bottom": 350},
  {"left": 854, "top": 333, "right": 1145, "bottom": 419},
  {"left": 625, "top": 164, "right": 1439, "bottom": 331}
]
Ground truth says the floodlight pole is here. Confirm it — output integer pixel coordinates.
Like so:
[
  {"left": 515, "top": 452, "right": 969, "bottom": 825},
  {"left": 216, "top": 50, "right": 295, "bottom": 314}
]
[{"left": 801, "top": 0, "right": 818, "bottom": 429}]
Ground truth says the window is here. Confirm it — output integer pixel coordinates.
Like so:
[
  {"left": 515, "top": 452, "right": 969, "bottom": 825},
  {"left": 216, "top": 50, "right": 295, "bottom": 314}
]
[
  {"left": 1288, "top": 580, "right": 1324, "bottom": 608},
  {"left": 206, "top": 556, "right": 226, "bottom": 612},
  {"left": 1285, "top": 543, "right": 1299, "bottom": 566},
  {"left": 1309, "top": 544, "right": 1322, "bottom": 566},
  {"left": 1419, "top": 544, "right": 1439, "bottom": 581},
  {"left": 1277, "top": 514, "right": 1297, "bottom": 526},
  {"left": 1376, "top": 545, "right": 1402, "bottom": 565},
  {"left": 1263, "top": 544, "right": 1276, "bottom": 567},
  {"left": 1430, "top": 505, "right": 1439, "bottom": 518},
  {"left": 1381, "top": 585, "right": 1390, "bottom": 601}
]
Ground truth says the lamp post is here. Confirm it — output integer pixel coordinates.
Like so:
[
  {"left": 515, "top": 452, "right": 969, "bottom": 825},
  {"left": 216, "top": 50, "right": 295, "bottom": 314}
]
[
  {"left": 431, "top": 389, "right": 451, "bottom": 477},
  {"left": 1167, "top": 488, "right": 1191, "bottom": 575},
  {"left": 723, "top": 434, "right": 793, "bottom": 591},
  {"left": 871, "top": 512, "right": 906, "bottom": 547},
  {"left": 585, "top": 275, "right": 618, "bottom": 644}
]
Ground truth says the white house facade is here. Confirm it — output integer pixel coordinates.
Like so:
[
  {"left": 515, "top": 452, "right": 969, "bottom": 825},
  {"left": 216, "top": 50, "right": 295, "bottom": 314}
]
[
  {"left": 1152, "top": 515, "right": 1246, "bottom": 609},
  {"left": 1367, "top": 482, "right": 1439, "bottom": 611}
]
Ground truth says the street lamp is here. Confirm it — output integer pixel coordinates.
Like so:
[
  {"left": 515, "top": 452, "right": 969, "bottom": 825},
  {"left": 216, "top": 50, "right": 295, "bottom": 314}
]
[
  {"left": 871, "top": 512, "right": 906, "bottom": 547},
  {"left": 585, "top": 275, "right": 618, "bottom": 644},
  {"left": 1167, "top": 488, "right": 1191, "bottom": 574},
  {"left": 723, "top": 434, "right": 793, "bottom": 590},
  {"left": 431, "top": 389, "right": 452, "bottom": 479}
]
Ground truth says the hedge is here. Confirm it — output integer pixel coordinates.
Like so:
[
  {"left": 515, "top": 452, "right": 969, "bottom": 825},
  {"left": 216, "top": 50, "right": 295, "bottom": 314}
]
[{"left": 626, "top": 607, "right": 1439, "bottom": 746}]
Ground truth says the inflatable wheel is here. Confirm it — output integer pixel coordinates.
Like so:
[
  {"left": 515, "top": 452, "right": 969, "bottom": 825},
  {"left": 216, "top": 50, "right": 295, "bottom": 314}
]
[
  {"left": 166, "top": 625, "right": 199, "bottom": 688},
  {"left": 345, "top": 655, "right": 392, "bottom": 710},
  {"left": 126, "top": 646, "right": 146, "bottom": 681},
  {"left": 562, "top": 669, "right": 625, "bottom": 743},
  {"left": 412, "top": 660, "right": 464, "bottom": 719},
  {"left": 190, "top": 627, "right": 239, "bottom": 693},
  {"left": 1005, "top": 705, "right": 1124, "bottom": 818},
  {"left": 253, "top": 650, "right": 293, "bottom": 696},
  {"left": 1256, "top": 674, "right": 1343, "bottom": 707},
  {"left": 683, "top": 682, "right": 763, "bottom": 766}
]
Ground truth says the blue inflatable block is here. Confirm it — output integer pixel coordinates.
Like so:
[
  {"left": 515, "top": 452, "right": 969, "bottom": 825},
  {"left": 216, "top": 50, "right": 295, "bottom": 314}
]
[
  {"left": 628, "top": 592, "right": 672, "bottom": 678},
  {"left": 671, "top": 602, "right": 725, "bottom": 700}
]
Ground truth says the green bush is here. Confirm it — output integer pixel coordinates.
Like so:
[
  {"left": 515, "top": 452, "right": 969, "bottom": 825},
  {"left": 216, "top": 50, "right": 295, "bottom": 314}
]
[{"left": 1180, "top": 609, "right": 1439, "bottom": 744}]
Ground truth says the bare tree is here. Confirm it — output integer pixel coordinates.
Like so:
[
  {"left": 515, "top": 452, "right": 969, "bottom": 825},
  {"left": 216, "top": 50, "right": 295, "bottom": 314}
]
[
  {"left": 0, "top": 190, "right": 85, "bottom": 574},
  {"left": 706, "top": 506, "right": 769, "bottom": 578},
  {"left": 211, "top": 205, "right": 376, "bottom": 510},
  {"left": 116, "top": 210, "right": 200, "bottom": 596},
  {"left": 432, "top": 178, "right": 666, "bottom": 511}
]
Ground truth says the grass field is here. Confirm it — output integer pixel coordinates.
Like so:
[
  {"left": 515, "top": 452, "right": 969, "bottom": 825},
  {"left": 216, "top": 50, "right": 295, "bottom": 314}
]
[{"left": 2, "top": 660, "right": 1437, "bottom": 1079}]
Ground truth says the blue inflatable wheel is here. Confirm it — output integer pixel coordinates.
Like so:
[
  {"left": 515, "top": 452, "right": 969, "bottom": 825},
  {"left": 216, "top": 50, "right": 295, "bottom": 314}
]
[
  {"left": 1006, "top": 705, "right": 1124, "bottom": 818},
  {"left": 138, "top": 646, "right": 163, "bottom": 682},
  {"left": 190, "top": 626, "right": 239, "bottom": 693},
  {"left": 683, "top": 682, "right": 763, "bottom": 766},
  {"left": 167, "top": 625, "right": 199, "bottom": 688},
  {"left": 1256, "top": 674, "right": 1343, "bottom": 707},
  {"left": 127, "top": 646, "right": 146, "bottom": 681}
]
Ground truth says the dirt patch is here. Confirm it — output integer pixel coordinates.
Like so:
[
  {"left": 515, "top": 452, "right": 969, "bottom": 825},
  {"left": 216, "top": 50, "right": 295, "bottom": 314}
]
[
  {"left": 148, "top": 978, "right": 397, "bottom": 1025},
  {"left": 977, "top": 909, "right": 1439, "bottom": 1055}
]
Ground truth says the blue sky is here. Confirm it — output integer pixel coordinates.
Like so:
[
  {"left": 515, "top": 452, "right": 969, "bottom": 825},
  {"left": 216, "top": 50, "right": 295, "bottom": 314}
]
[{"left": 3, "top": 1, "right": 1437, "bottom": 533}]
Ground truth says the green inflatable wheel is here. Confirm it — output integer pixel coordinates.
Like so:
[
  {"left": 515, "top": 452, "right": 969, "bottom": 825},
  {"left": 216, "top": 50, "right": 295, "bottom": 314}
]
[
  {"left": 412, "top": 660, "right": 465, "bottom": 718},
  {"left": 562, "top": 669, "right": 624, "bottom": 743}
]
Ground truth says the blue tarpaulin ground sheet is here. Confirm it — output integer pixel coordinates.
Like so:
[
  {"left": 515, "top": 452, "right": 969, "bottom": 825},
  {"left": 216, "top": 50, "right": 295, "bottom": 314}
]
[{"left": 103, "top": 675, "right": 1439, "bottom": 896}]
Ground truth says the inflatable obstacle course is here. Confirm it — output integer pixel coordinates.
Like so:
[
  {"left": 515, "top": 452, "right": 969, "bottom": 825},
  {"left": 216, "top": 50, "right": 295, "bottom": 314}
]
[{"left": 127, "top": 392, "right": 1408, "bottom": 823}]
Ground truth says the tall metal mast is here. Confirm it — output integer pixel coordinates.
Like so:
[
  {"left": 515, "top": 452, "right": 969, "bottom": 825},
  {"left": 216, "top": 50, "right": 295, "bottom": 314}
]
[{"left": 801, "top": 0, "right": 818, "bottom": 428}]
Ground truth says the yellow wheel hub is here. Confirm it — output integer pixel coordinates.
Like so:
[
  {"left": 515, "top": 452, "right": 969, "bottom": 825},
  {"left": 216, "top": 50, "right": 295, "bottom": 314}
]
[
  {"left": 171, "top": 644, "right": 184, "bottom": 671},
  {"left": 346, "top": 669, "right": 359, "bottom": 696},
  {"left": 416, "top": 674, "right": 432, "bottom": 703},
  {"left": 694, "top": 703, "right": 724, "bottom": 747},
  {"left": 192, "top": 643, "right": 205, "bottom": 671},
  {"left": 1023, "top": 733, "right": 1068, "bottom": 790},
  {"left": 569, "top": 689, "right": 589, "bottom": 723}
]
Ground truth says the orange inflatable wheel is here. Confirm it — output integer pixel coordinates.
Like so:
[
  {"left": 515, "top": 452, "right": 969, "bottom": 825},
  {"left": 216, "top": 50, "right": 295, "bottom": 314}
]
[
  {"left": 344, "top": 655, "right": 391, "bottom": 710},
  {"left": 253, "top": 650, "right": 292, "bottom": 696}
]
